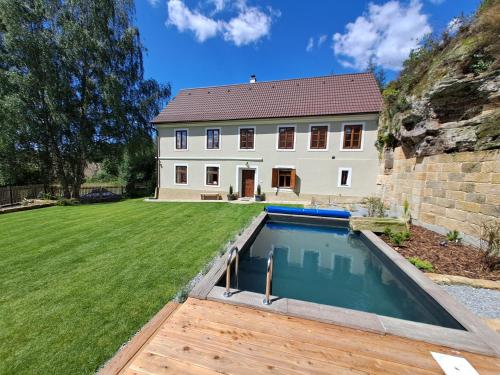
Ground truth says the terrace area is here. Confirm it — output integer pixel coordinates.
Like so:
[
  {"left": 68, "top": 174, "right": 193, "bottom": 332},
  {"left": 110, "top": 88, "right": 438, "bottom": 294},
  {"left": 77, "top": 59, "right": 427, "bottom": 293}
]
[{"left": 108, "top": 298, "right": 500, "bottom": 374}]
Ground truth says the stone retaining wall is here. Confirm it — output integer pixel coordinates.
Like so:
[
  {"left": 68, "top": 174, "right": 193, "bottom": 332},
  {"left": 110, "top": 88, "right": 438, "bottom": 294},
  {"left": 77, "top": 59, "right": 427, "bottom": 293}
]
[{"left": 378, "top": 147, "right": 499, "bottom": 244}]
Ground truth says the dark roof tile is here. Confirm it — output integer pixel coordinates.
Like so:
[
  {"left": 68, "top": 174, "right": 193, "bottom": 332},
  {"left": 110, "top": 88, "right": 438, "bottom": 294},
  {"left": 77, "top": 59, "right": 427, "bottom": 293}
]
[{"left": 152, "top": 73, "right": 383, "bottom": 124}]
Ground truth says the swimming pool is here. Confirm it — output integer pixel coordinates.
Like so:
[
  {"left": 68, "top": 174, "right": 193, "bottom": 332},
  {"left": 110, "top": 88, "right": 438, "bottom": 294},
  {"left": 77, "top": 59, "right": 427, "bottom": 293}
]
[
  {"left": 194, "top": 211, "right": 500, "bottom": 356},
  {"left": 238, "top": 220, "right": 463, "bottom": 329},
  {"left": 232, "top": 217, "right": 463, "bottom": 329}
]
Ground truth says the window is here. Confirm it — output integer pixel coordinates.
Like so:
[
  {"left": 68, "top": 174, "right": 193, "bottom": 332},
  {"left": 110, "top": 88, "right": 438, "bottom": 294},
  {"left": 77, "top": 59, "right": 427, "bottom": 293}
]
[
  {"left": 277, "top": 126, "right": 295, "bottom": 150},
  {"left": 272, "top": 168, "right": 297, "bottom": 190},
  {"left": 206, "top": 166, "right": 219, "bottom": 186},
  {"left": 175, "top": 165, "right": 187, "bottom": 184},
  {"left": 239, "top": 128, "right": 255, "bottom": 150},
  {"left": 175, "top": 129, "right": 188, "bottom": 150},
  {"left": 338, "top": 167, "right": 352, "bottom": 187},
  {"left": 309, "top": 125, "right": 328, "bottom": 150},
  {"left": 342, "top": 124, "right": 363, "bottom": 150},
  {"left": 206, "top": 128, "right": 220, "bottom": 149}
]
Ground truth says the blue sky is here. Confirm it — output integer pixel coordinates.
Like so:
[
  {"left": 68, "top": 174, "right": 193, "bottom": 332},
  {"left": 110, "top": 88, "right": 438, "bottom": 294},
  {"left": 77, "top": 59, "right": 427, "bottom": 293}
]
[{"left": 136, "top": 0, "right": 481, "bottom": 95}]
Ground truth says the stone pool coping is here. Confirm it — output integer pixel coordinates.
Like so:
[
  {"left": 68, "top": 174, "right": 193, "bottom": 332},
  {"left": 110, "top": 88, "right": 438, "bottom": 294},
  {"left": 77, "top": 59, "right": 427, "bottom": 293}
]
[
  {"left": 190, "top": 212, "right": 500, "bottom": 357},
  {"left": 426, "top": 273, "right": 500, "bottom": 291}
]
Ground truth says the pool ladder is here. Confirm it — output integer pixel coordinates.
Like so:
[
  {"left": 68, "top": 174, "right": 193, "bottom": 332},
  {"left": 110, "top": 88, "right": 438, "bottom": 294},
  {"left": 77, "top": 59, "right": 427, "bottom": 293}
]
[
  {"left": 223, "top": 246, "right": 239, "bottom": 298},
  {"left": 223, "top": 246, "right": 275, "bottom": 306},
  {"left": 263, "top": 249, "right": 274, "bottom": 305}
]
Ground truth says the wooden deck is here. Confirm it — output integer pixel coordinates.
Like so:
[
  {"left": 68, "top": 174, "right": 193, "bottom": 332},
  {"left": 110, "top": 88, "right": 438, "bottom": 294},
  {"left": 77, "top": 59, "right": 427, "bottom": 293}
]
[{"left": 113, "top": 298, "right": 500, "bottom": 374}]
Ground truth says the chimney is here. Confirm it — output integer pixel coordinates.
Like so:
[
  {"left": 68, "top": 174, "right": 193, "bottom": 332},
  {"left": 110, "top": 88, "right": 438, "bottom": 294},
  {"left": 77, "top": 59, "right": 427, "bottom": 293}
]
[{"left": 249, "top": 74, "right": 257, "bottom": 83}]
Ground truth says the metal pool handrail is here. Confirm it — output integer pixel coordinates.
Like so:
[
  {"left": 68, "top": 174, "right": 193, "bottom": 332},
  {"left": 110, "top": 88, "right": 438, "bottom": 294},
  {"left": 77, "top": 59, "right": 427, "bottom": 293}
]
[
  {"left": 263, "top": 249, "right": 274, "bottom": 305},
  {"left": 223, "top": 246, "right": 239, "bottom": 298}
]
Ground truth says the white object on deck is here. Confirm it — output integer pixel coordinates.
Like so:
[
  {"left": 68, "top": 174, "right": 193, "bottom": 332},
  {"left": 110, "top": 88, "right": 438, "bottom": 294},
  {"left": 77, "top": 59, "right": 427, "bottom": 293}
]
[{"left": 431, "top": 352, "right": 479, "bottom": 375}]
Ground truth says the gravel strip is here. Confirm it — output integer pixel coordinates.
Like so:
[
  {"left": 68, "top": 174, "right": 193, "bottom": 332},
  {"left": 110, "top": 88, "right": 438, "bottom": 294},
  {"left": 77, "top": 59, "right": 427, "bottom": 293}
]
[{"left": 441, "top": 285, "right": 500, "bottom": 318}]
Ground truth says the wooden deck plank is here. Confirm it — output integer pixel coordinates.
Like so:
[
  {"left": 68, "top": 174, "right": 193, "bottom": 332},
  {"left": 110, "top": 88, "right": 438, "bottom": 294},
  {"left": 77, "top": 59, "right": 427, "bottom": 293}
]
[
  {"left": 163, "top": 314, "right": 435, "bottom": 375},
  {"left": 183, "top": 298, "right": 500, "bottom": 373},
  {"left": 121, "top": 298, "right": 500, "bottom": 375},
  {"left": 129, "top": 351, "right": 220, "bottom": 375}
]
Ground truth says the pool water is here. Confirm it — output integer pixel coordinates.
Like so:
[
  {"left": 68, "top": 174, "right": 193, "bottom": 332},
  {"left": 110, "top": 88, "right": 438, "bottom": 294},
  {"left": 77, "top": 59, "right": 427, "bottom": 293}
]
[{"left": 234, "top": 218, "right": 464, "bottom": 329}]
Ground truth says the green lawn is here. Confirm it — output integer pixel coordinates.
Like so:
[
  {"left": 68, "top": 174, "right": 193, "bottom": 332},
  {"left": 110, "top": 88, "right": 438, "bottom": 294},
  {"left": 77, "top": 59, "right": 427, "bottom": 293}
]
[{"left": 0, "top": 199, "right": 264, "bottom": 374}]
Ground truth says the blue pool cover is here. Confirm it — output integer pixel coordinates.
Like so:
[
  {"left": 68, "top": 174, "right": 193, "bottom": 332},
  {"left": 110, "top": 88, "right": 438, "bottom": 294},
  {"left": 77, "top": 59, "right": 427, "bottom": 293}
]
[{"left": 265, "top": 205, "right": 351, "bottom": 219}]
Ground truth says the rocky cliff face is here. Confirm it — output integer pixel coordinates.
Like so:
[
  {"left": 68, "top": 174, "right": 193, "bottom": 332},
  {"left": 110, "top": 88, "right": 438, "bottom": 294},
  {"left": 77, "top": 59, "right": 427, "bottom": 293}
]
[{"left": 379, "top": 0, "right": 500, "bottom": 157}]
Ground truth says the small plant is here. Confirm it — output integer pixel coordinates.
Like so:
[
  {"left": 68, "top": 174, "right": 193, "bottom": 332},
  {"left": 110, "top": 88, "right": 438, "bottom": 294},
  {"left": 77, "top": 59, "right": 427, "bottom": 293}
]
[
  {"left": 402, "top": 199, "right": 411, "bottom": 230},
  {"left": 254, "top": 184, "right": 265, "bottom": 201},
  {"left": 363, "top": 196, "right": 385, "bottom": 217},
  {"left": 227, "top": 185, "right": 237, "bottom": 201},
  {"left": 480, "top": 221, "right": 500, "bottom": 271},
  {"left": 408, "top": 257, "right": 434, "bottom": 272},
  {"left": 384, "top": 227, "right": 411, "bottom": 247},
  {"left": 446, "top": 230, "right": 461, "bottom": 243}
]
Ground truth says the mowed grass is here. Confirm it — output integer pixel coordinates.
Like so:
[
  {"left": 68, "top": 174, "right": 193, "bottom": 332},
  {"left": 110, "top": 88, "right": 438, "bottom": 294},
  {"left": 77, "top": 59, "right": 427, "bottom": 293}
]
[{"left": 0, "top": 199, "right": 264, "bottom": 374}]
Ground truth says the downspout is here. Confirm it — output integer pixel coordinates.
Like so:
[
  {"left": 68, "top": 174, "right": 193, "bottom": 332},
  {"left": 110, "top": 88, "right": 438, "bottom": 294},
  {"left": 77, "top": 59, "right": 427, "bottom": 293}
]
[{"left": 154, "top": 126, "right": 160, "bottom": 199}]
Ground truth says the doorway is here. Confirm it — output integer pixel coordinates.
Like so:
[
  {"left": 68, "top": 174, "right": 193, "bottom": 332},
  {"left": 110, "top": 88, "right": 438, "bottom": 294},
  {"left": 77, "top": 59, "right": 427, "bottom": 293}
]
[{"left": 241, "top": 169, "right": 255, "bottom": 198}]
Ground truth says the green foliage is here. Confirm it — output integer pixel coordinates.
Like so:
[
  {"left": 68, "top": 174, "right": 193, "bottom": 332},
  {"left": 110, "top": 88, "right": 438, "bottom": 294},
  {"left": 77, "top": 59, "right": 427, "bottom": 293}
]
[
  {"left": 402, "top": 199, "right": 411, "bottom": 230},
  {"left": 0, "top": 0, "right": 170, "bottom": 195},
  {"left": 363, "top": 196, "right": 385, "bottom": 218},
  {"left": 446, "top": 230, "right": 461, "bottom": 242},
  {"left": 384, "top": 227, "right": 411, "bottom": 246},
  {"left": 229, "top": 184, "right": 234, "bottom": 195},
  {"left": 408, "top": 257, "right": 434, "bottom": 272},
  {"left": 256, "top": 184, "right": 262, "bottom": 195},
  {"left": 468, "top": 52, "right": 494, "bottom": 74},
  {"left": 480, "top": 221, "right": 500, "bottom": 271}
]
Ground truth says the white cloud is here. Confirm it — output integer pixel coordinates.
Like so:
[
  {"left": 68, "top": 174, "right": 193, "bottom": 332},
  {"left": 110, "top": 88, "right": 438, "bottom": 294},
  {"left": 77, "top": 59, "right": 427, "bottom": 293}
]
[
  {"left": 428, "top": 0, "right": 445, "bottom": 4},
  {"left": 318, "top": 34, "right": 328, "bottom": 47},
  {"left": 167, "top": 0, "right": 220, "bottom": 42},
  {"left": 147, "top": 0, "right": 160, "bottom": 6},
  {"left": 208, "top": 0, "right": 227, "bottom": 13},
  {"left": 166, "top": 0, "right": 278, "bottom": 46},
  {"left": 332, "top": 0, "right": 432, "bottom": 71},
  {"left": 306, "top": 37, "right": 314, "bottom": 52},
  {"left": 222, "top": 6, "right": 274, "bottom": 46}
]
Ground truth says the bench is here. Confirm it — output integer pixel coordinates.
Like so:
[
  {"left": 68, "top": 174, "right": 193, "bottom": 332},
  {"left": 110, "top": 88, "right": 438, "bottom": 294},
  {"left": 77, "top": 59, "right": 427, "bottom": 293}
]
[{"left": 201, "top": 193, "right": 222, "bottom": 201}]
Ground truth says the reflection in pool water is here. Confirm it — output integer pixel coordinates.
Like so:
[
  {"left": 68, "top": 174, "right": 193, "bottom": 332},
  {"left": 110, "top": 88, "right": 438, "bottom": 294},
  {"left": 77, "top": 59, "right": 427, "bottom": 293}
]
[{"left": 235, "top": 220, "right": 464, "bottom": 329}]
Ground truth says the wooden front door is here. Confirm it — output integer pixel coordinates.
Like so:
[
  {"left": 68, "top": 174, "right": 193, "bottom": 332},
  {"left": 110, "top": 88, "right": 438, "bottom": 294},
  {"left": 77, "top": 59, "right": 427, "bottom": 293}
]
[{"left": 241, "top": 170, "right": 255, "bottom": 198}]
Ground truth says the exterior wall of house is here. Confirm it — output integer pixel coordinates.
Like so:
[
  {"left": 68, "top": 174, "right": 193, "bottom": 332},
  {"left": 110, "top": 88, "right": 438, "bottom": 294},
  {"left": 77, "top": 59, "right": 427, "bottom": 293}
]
[
  {"left": 378, "top": 147, "right": 499, "bottom": 245},
  {"left": 156, "top": 114, "right": 380, "bottom": 202}
]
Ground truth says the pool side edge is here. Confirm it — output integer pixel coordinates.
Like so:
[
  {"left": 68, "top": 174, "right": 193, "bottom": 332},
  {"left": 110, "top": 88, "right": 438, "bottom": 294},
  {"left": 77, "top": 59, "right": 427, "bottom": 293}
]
[
  {"left": 190, "top": 211, "right": 268, "bottom": 299},
  {"left": 360, "top": 230, "right": 500, "bottom": 357}
]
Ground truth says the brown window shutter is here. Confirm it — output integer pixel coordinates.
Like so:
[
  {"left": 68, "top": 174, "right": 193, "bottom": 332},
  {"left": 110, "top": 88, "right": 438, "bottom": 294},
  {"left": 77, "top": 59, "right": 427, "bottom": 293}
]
[
  {"left": 271, "top": 168, "right": 279, "bottom": 188},
  {"left": 290, "top": 169, "right": 297, "bottom": 191}
]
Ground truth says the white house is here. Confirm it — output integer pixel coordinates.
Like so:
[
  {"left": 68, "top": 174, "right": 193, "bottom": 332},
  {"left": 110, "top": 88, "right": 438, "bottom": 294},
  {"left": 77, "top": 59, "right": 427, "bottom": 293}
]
[{"left": 152, "top": 73, "right": 383, "bottom": 202}]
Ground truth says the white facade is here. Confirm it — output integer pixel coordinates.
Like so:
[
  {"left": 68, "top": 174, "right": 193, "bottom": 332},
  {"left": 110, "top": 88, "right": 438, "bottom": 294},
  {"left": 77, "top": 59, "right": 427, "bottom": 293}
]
[{"left": 156, "top": 113, "right": 380, "bottom": 202}]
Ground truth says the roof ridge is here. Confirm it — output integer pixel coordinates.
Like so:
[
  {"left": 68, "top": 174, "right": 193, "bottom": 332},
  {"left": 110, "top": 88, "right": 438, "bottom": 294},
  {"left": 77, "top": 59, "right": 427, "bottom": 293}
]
[{"left": 177, "top": 72, "right": 374, "bottom": 93}]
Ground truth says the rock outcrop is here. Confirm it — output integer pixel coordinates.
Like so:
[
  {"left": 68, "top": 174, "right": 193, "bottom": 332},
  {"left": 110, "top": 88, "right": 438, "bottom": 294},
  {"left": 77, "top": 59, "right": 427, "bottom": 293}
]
[{"left": 379, "top": 1, "right": 500, "bottom": 157}]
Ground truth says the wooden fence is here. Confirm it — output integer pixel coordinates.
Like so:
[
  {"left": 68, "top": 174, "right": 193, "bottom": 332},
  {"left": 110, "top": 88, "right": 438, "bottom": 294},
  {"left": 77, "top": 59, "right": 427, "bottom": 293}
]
[{"left": 0, "top": 184, "right": 126, "bottom": 206}]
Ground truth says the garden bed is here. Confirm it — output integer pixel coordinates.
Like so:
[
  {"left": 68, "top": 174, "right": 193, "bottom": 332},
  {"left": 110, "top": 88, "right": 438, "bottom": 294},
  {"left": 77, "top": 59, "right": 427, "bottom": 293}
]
[{"left": 380, "top": 225, "right": 499, "bottom": 281}]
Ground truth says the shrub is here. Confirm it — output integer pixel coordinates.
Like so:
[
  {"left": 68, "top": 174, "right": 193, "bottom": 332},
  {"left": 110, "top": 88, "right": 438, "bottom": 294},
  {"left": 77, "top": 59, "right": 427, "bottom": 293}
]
[
  {"left": 384, "top": 227, "right": 411, "bottom": 246},
  {"left": 256, "top": 184, "right": 262, "bottom": 196},
  {"left": 446, "top": 230, "right": 461, "bottom": 243},
  {"left": 480, "top": 221, "right": 500, "bottom": 271},
  {"left": 56, "top": 198, "right": 80, "bottom": 206},
  {"left": 229, "top": 185, "right": 234, "bottom": 195},
  {"left": 408, "top": 257, "right": 434, "bottom": 272},
  {"left": 363, "top": 196, "right": 385, "bottom": 217}
]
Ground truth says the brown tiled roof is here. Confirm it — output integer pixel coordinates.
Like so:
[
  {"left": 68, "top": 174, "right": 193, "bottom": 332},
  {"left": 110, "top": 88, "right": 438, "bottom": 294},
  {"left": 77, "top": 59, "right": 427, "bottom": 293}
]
[{"left": 152, "top": 73, "right": 383, "bottom": 124}]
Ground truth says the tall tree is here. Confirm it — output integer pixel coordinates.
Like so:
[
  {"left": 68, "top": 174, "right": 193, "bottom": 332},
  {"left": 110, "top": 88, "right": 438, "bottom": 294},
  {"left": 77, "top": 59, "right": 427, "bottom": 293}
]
[{"left": 0, "top": 0, "right": 170, "bottom": 196}]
